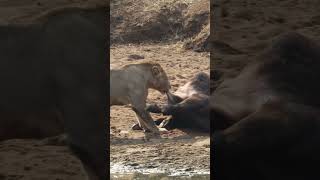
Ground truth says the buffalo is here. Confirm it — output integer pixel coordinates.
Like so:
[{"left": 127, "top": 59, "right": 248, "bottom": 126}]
[{"left": 212, "top": 32, "right": 320, "bottom": 180}]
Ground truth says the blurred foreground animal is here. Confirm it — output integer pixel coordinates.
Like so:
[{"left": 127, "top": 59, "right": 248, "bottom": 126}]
[
  {"left": 0, "top": 6, "right": 108, "bottom": 180},
  {"left": 212, "top": 32, "right": 320, "bottom": 180}
]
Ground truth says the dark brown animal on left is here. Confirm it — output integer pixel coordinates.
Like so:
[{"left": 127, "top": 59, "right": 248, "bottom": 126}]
[
  {"left": 0, "top": 7, "right": 108, "bottom": 180},
  {"left": 0, "top": 111, "right": 64, "bottom": 141}
]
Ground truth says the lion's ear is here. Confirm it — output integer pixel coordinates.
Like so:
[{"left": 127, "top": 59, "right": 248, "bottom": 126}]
[{"left": 152, "top": 66, "right": 160, "bottom": 77}]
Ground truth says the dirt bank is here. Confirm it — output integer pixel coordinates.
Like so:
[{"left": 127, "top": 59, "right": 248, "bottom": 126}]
[
  {"left": 110, "top": 1, "right": 210, "bottom": 176},
  {"left": 111, "top": 0, "right": 210, "bottom": 51},
  {"left": 212, "top": 0, "right": 320, "bottom": 88},
  {"left": 0, "top": 0, "right": 211, "bottom": 179},
  {"left": 111, "top": 0, "right": 211, "bottom": 178}
]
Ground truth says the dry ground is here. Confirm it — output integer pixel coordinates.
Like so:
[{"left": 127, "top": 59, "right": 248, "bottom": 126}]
[
  {"left": 110, "top": 0, "right": 210, "bottom": 177},
  {"left": 110, "top": 43, "right": 210, "bottom": 178},
  {"left": 0, "top": 0, "right": 211, "bottom": 179},
  {"left": 212, "top": 0, "right": 320, "bottom": 88}
]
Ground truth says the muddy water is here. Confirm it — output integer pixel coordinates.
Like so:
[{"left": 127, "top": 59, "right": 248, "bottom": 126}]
[
  {"left": 111, "top": 173, "right": 210, "bottom": 180},
  {"left": 111, "top": 162, "right": 210, "bottom": 180}
]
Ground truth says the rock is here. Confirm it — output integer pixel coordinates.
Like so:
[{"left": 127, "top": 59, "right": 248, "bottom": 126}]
[{"left": 127, "top": 54, "right": 145, "bottom": 60}]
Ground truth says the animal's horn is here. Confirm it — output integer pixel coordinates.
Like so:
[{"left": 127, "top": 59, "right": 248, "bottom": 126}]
[
  {"left": 166, "top": 91, "right": 183, "bottom": 104},
  {"left": 166, "top": 91, "right": 175, "bottom": 104}
]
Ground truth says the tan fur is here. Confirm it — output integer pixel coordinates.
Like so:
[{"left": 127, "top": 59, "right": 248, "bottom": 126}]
[{"left": 110, "top": 61, "right": 171, "bottom": 133}]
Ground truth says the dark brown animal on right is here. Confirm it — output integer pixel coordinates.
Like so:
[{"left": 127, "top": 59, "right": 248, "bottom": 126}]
[
  {"left": 212, "top": 32, "right": 320, "bottom": 180},
  {"left": 140, "top": 72, "right": 210, "bottom": 132}
]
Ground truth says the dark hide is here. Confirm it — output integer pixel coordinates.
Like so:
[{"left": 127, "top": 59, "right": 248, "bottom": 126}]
[
  {"left": 146, "top": 72, "right": 210, "bottom": 132},
  {"left": 212, "top": 32, "right": 320, "bottom": 180},
  {"left": 0, "top": 7, "right": 108, "bottom": 180}
]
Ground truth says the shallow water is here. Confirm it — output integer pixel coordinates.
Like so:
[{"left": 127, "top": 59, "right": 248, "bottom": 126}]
[
  {"left": 111, "top": 162, "right": 210, "bottom": 179},
  {"left": 111, "top": 173, "right": 210, "bottom": 180}
]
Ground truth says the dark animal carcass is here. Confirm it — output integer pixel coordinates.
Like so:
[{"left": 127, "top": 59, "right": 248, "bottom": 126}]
[
  {"left": 212, "top": 32, "right": 320, "bottom": 180},
  {"left": 145, "top": 72, "right": 210, "bottom": 132}
]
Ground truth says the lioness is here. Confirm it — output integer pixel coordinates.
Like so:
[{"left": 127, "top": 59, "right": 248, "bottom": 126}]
[{"left": 110, "top": 61, "right": 171, "bottom": 134}]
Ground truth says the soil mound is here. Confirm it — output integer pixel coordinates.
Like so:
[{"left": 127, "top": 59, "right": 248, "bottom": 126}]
[
  {"left": 111, "top": 0, "right": 209, "bottom": 51},
  {"left": 212, "top": 0, "right": 320, "bottom": 88}
]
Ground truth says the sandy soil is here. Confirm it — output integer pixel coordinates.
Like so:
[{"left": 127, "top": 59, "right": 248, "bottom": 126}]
[
  {"left": 0, "top": 139, "right": 87, "bottom": 180},
  {"left": 110, "top": 0, "right": 210, "bottom": 177},
  {"left": 212, "top": 0, "right": 320, "bottom": 88},
  {"left": 110, "top": 43, "right": 210, "bottom": 178},
  {"left": 0, "top": 0, "right": 210, "bottom": 179},
  {"left": 111, "top": 0, "right": 209, "bottom": 51},
  {"left": 210, "top": 1, "right": 320, "bottom": 179}
]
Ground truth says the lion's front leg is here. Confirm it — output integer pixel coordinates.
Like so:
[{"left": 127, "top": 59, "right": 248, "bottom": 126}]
[
  {"left": 131, "top": 103, "right": 162, "bottom": 131},
  {"left": 131, "top": 105, "right": 160, "bottom": 134}
]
